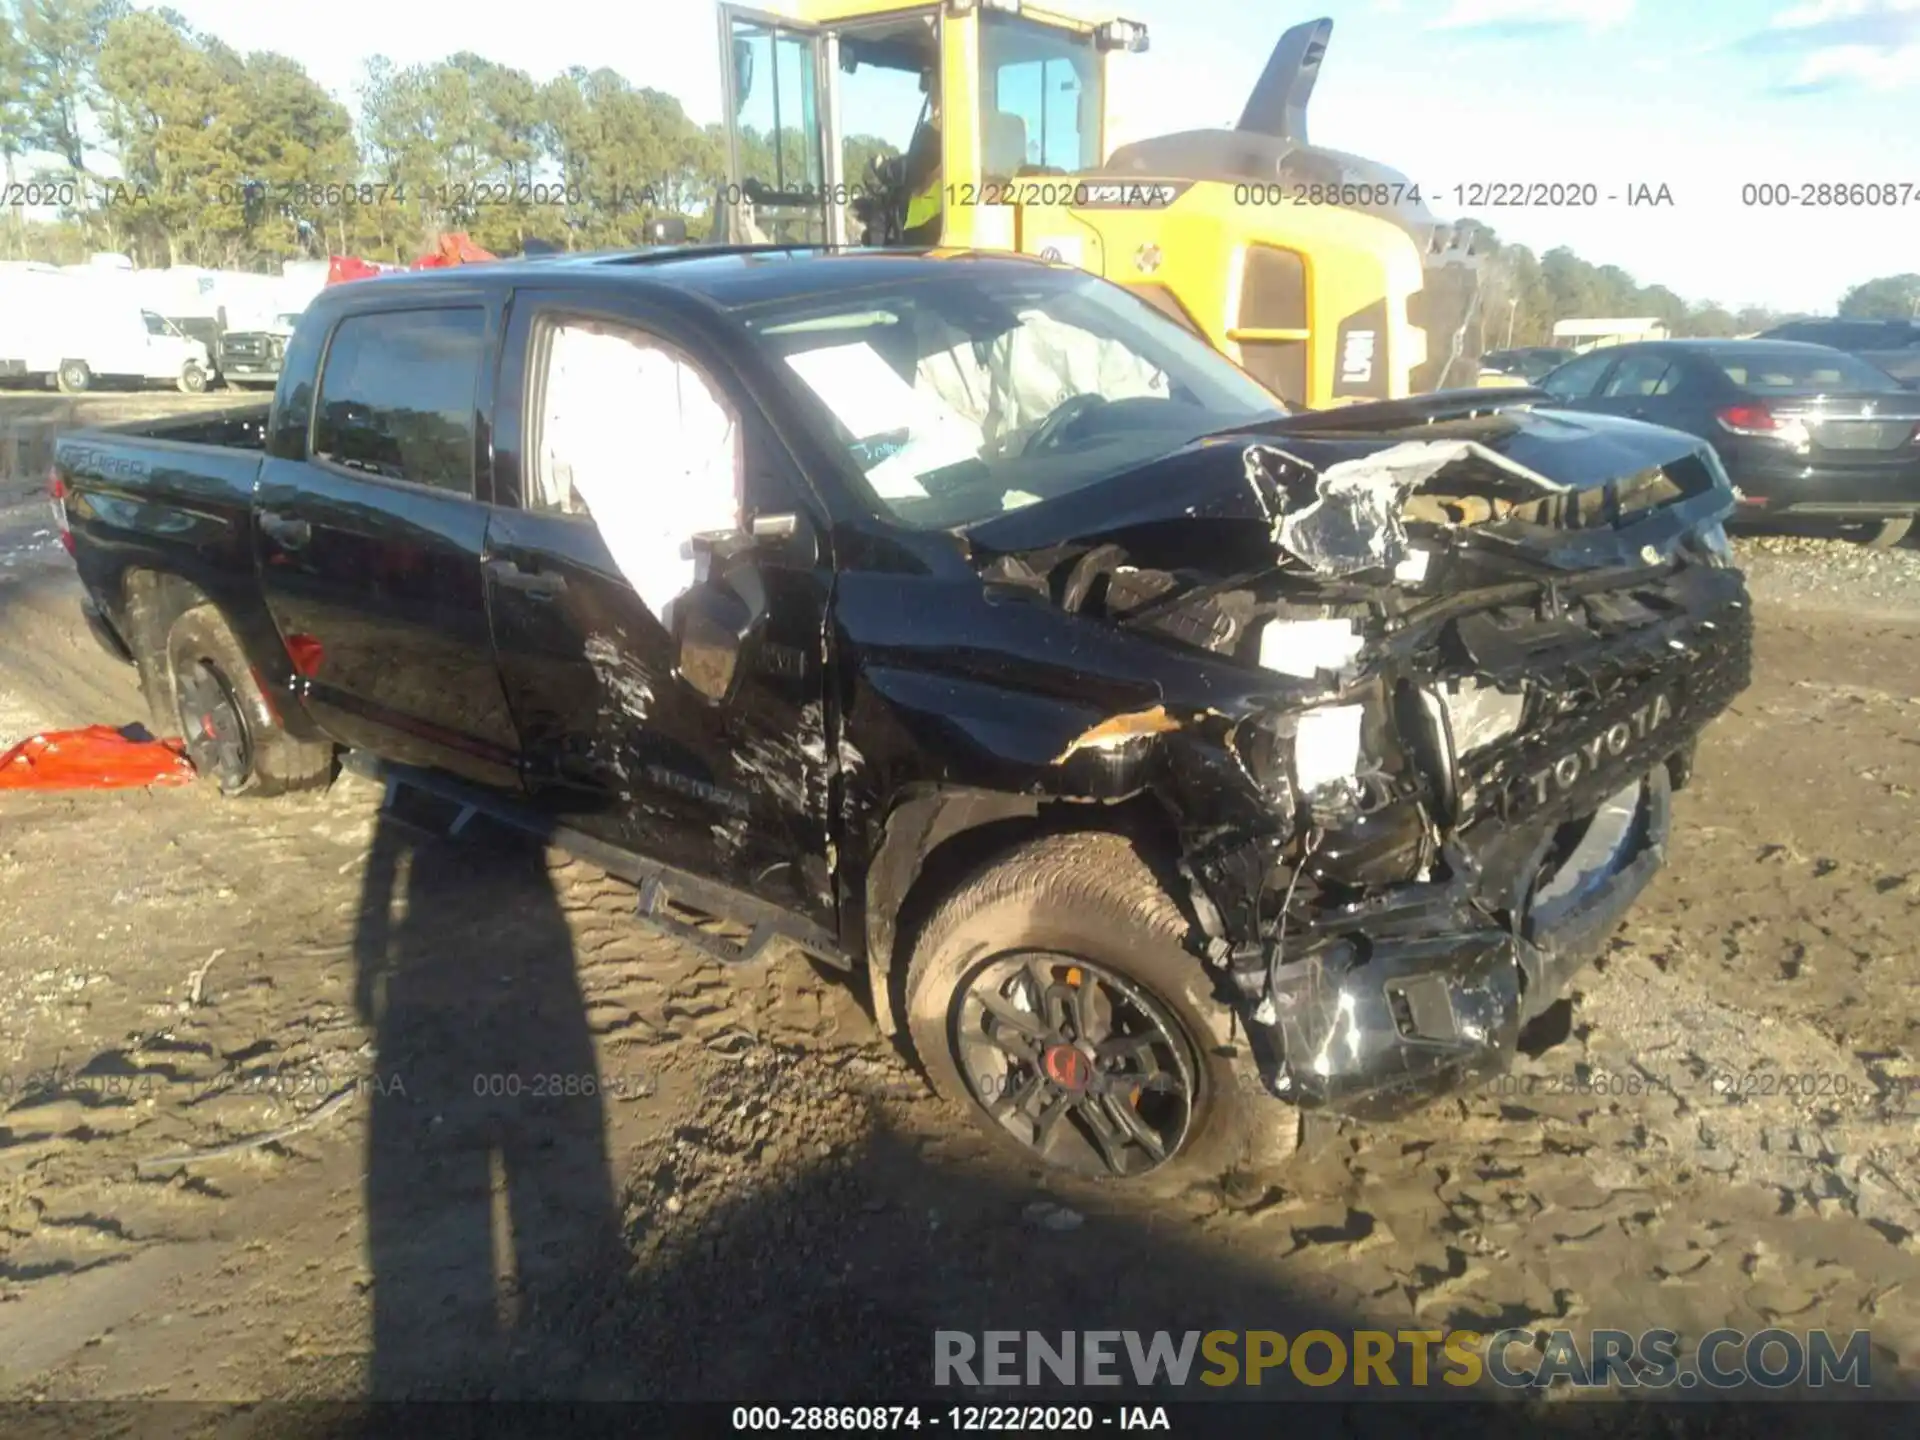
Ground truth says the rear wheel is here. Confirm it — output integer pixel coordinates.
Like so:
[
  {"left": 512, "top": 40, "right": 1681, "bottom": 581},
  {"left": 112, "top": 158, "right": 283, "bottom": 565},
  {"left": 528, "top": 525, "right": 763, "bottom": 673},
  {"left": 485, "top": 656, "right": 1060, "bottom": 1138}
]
[
  {"left": 55, "top": 359, "right": 91, "bottom": 394},
  {"left": 164, "top": 604, "right": 333, "bottom": 798},
  {"left": 904, "top": 832, "right": 1285, "bottom": 1190}
]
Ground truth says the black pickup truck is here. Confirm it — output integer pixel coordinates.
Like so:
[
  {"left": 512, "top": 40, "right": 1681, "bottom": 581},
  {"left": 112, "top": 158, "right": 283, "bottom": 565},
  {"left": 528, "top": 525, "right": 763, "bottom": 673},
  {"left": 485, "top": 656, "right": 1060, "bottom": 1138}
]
[{"left": 53, "top": 247, "right": 1752, "bottom": 1186}]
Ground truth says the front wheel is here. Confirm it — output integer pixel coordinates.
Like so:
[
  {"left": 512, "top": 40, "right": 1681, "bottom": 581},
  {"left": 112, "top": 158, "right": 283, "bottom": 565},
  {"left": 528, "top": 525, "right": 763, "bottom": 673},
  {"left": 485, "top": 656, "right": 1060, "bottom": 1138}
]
[
  {"left": 177, "top": 362, "right": 208, "bottom": 394},
  {"left": 904, "top": 832, "right": 1283, "bottom": 1190},
  {"left": 165, "top": 604, "right": 334, "bottom": 798},
  {"left": 55, "top": 359, "right": 91, "bottom": 394}
]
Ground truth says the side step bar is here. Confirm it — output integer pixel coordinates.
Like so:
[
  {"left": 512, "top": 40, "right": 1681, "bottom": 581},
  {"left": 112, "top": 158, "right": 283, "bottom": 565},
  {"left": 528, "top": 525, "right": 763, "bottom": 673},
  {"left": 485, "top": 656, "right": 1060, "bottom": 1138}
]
[{"left": 339, "top": 751, "right": 851, "bottom": 971}]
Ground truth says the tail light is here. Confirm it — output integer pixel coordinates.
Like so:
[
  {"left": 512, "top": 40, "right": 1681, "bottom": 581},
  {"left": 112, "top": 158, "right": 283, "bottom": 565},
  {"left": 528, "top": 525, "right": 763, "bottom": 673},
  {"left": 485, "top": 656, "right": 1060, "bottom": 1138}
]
[
  {"left": 1717, "top": 404, "right": 1811, "bottom": 451},
  {"left": 48, "top": 468, "right": 74, "bottom": 554},
  {"left": 1716, "top": 404, "right": 1777, "bottom": 435}
]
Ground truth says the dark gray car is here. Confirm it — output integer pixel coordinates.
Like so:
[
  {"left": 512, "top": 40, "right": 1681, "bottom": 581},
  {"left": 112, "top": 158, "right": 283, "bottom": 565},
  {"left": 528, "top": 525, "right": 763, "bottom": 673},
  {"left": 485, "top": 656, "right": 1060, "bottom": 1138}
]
[
  {"left": 1539, "top": 338, "right": 1920, "bottom": 547},
  {"left": 1758, "top": 318, "right": 1920, "bottom": 387}
]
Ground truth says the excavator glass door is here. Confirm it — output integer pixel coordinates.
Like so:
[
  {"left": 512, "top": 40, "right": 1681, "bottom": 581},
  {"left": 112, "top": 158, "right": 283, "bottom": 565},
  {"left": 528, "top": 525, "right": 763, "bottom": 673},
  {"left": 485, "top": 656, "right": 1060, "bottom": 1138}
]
[
  {"left": 720, "top": 6, "right": 835, "bottom": 244},
  {"left": 831, "top": 10, "right": 942, "bottom": 246}
]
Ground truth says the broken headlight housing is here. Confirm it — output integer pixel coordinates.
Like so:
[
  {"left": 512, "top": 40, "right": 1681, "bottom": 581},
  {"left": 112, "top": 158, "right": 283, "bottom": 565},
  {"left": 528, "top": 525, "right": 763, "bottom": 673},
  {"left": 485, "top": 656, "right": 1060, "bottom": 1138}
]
[
  {"left": 1293, "top": 703, "right": 1367, "bottom": 798},
  {"left": 1232, "top": 711, "right": 1297, "bottom": 815},
  {"left": 1425, "top": 677, "right": 1528, "bottom": 761},
  {"left": 1232, "top": 700, "right": 1375, "bottom": 817}
]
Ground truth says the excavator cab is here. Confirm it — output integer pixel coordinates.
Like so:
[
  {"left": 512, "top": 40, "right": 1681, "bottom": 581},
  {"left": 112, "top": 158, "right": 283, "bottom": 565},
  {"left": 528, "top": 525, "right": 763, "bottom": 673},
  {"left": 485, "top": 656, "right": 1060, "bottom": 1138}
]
[
  {"left": 715, "top": 3, "right": 1482, "bottom": 404},
  {"left": 718, "top": 1, "right": 1108, "bottom": 248}
]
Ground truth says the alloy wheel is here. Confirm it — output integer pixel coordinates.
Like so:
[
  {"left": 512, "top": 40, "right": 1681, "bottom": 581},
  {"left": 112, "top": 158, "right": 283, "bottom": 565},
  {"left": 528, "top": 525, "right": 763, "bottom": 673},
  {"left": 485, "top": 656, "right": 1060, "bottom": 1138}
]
[
  {"left": 951, "top": 951, "right": 1198, "bottom": 1178},
  {"left": 175, "top": 658, "right": 253, "bottom": 792}
]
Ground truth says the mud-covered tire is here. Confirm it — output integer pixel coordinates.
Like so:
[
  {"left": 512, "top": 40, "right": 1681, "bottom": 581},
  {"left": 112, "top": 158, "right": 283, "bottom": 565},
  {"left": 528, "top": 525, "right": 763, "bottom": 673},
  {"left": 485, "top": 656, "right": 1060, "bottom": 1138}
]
[
  {"left": 164, "top": 604, "right": 333, "bottom": 798},
  {"left": 903, "top": 831, "right": 1289, "bottom": 1191}
]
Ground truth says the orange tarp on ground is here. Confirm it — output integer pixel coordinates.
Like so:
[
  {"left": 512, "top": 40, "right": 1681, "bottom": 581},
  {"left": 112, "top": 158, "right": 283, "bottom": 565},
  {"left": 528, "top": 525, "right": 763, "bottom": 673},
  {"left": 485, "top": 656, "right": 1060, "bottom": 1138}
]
[{"left": 0, "top": 726, "right": 197, "bottom": 790}]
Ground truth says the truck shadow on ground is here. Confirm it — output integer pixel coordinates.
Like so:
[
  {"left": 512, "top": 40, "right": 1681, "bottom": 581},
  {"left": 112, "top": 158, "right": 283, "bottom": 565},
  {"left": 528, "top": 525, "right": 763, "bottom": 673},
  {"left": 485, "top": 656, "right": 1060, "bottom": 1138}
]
[
  {"left": 350, "top": 798, "right": 627, "bottom": 1402},
  {"left": 323, "top": 802, "right": 1902, "bottom": 1438}
]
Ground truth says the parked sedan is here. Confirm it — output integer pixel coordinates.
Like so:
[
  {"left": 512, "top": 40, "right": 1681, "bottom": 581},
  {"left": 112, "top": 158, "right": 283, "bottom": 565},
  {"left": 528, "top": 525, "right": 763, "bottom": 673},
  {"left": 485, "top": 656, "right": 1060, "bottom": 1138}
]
[
  {"left": 1538, "top": 339, "right": 1920, "bottom": 547},
  {"left": 1757, "top": 318, "right": 1920, "bottom": 387}
]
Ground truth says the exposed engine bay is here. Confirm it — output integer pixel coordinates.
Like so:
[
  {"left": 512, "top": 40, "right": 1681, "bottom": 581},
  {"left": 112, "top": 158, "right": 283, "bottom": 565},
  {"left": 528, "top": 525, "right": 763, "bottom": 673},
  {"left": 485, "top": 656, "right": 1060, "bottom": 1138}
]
[{"left": 968, "top": 412, "right": 1752, "bottom": 1116}]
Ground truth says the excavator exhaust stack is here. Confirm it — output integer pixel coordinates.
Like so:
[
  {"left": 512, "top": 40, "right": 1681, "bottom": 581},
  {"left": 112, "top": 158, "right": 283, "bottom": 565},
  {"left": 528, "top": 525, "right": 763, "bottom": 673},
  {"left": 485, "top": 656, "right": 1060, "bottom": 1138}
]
[
  {"left": 1104, "top": 16, "right": 1487, "bottom": 391},
  {"left": 1237, "top": 17, "right": 1330, "bottom": 143}
]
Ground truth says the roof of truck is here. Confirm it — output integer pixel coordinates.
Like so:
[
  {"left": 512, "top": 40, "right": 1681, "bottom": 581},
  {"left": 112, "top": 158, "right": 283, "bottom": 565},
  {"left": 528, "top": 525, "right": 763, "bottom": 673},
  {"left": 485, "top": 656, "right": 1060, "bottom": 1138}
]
[{"left": 328, "top": 245, "right": 1063, "bottom": 309}]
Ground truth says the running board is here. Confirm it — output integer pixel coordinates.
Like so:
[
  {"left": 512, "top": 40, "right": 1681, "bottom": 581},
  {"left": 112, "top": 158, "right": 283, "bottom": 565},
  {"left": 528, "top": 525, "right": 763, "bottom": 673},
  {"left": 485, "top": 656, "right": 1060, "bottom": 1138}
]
[
  {"left": 636, "top": 875, "right": 778, "bottom": 967},
  {"left": 340, "top": 751, "right": 851, "bottom": 971}
]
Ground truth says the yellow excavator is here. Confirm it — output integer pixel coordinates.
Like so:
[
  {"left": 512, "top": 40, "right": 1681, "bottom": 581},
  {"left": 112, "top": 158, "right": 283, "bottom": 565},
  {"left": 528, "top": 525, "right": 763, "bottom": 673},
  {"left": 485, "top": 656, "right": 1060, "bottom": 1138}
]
[{"left": 714, "top": 1, "right": 1483, "bottom": 405}]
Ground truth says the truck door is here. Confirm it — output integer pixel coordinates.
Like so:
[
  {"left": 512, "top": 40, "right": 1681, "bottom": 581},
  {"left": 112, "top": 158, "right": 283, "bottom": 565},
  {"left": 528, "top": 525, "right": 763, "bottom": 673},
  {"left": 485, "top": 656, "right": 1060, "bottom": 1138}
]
[
  {"left": 253, "top": 296, "right": 525, "bottom": 790},
  {"left": 482, "top": 288, "right": 838, "bottom": 933},
  {"left": 719, "top": 5, "right": 840, "bottom": 245}
]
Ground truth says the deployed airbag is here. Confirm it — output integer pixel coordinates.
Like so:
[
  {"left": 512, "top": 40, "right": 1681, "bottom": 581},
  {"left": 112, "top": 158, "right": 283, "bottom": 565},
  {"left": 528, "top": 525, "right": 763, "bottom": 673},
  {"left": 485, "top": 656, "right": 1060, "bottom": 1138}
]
[{"left": 539, "top": 324, "right": 741, "bottom": 621}]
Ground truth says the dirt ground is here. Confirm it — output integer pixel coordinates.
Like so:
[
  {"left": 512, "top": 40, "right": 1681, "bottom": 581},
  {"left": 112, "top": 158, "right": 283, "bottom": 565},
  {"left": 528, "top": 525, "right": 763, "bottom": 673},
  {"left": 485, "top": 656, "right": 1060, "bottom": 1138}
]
[{"left": 1, "top": 490, "right": 1918, "bottom": 1428}]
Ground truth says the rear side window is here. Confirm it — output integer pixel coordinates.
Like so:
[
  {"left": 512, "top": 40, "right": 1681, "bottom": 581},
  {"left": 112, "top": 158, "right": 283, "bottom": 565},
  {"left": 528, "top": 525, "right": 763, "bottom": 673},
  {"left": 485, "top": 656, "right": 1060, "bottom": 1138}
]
[
  {"left": 1601, "top": 354, "right": 1684, "bottom": 397},
  {"left": 313, "top": 308, "right": 486, "bottom": 492},
  {"left": 1538, "top": 349, "right": 1614, "bottom": 400}
]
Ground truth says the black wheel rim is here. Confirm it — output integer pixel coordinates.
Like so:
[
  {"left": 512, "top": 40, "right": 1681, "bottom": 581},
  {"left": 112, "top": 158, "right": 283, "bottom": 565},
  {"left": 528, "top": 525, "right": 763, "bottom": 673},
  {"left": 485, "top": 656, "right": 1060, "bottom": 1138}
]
[
  {"left": 952, "top": 951, "right": 1198, "bottom": 1178},
  {"left": 176, "top": 658, "right": 252, "bottom": 791}
]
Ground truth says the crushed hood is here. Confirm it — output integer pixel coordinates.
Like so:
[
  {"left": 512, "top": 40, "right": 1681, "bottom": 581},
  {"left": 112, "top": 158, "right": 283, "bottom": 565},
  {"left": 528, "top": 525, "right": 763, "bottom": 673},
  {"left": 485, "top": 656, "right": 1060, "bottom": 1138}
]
[{"left": 963, "top": 396, "right": 1734, "bottom": 580}]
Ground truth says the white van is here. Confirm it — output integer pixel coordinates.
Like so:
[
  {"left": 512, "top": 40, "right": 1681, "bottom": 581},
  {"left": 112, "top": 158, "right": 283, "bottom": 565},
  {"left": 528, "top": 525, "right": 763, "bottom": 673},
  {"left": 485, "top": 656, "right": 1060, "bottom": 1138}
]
[{"left": 0, "top": 271, "right": 213, "bottom": 393}]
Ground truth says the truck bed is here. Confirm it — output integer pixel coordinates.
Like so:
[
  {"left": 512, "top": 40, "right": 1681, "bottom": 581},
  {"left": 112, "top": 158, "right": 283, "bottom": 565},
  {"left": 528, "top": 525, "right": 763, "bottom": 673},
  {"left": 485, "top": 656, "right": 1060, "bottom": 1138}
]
[
  {"left": 55, "top": 403, "right": 275, "bottom": 651},
  {"left": 109, "top": 402, "right": 272, "bottom": 450}
]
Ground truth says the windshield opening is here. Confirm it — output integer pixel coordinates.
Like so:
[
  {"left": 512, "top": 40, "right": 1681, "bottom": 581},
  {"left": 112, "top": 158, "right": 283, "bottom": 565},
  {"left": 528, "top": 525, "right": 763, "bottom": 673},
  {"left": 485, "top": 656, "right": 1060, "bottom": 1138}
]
[
  {"left": 739, "top": 266, "right": 1285, "bottom": 530},
  {"left": 1717, "top": 348, "right": 1905, "bottom": 395}
]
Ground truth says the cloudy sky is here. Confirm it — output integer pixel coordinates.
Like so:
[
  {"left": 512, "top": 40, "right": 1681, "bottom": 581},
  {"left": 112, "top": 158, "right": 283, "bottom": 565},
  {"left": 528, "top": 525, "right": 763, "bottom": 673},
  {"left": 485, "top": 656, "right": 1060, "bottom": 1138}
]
[{"left": 161, "top": 0, "right": 1919, "bottom": 313}]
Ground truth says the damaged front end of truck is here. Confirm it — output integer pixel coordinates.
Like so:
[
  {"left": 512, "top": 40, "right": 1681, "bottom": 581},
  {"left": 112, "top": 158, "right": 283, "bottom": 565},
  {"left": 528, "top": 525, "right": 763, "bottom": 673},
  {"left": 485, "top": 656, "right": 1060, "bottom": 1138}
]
[{"left": 961, "top": 394, "right": 1752, "bottom": 1119}]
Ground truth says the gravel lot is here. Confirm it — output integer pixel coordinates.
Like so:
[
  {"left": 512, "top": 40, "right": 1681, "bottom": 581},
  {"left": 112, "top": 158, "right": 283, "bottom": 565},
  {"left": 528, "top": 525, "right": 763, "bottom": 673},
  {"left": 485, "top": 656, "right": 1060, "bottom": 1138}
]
[{"left": 1, "top": 504, "right": 1917, "bottom": 1429}]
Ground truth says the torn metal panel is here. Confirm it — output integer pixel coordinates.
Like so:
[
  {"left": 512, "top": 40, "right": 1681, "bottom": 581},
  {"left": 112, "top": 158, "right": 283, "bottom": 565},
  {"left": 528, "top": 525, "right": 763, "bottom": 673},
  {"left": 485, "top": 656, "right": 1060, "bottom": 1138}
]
[
  {"left": 1051, "top": 704, "right": 1182, "bottom": 764},
  {"left": 1274, "top": 439, "right": 1568, "bottom": 579}
]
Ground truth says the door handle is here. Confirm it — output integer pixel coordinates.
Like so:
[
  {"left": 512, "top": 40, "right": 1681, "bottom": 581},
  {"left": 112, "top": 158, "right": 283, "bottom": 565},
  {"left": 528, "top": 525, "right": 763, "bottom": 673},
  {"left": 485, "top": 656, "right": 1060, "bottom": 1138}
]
[
  {"left": 484, "top": 556, "right": 568, "bottom": 600},
  {"left": 259, "top": 511, "right": 311, "bottom": 548}
]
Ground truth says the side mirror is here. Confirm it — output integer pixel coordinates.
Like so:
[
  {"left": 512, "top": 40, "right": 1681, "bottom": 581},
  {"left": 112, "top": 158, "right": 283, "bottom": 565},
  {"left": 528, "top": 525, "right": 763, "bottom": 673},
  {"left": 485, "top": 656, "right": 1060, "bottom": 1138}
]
[
  {"left": 670, "top": 529, "right": 769, "bottom": 705},
  {"left": 672, "top": 583, "right": 756, "bottom": 705}
]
